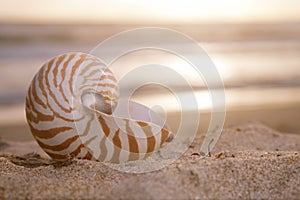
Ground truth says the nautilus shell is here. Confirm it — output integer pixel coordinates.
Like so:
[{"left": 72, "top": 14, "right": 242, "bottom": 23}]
[{"left": 25, "top": 52, "right": 173, "bottom": 163}]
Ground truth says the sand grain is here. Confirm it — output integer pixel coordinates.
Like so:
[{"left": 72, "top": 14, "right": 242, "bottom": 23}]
[{"left": 0, "top": 122, "right": 299, "bottom": 199}]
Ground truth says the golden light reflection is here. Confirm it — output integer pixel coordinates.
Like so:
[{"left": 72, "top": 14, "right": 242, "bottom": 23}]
[
  {"left": 133, "top": 87, "right": 300, "bottom": 114},
  {"left": 0, "top": 0, "right": 299, "bottom": 24}
]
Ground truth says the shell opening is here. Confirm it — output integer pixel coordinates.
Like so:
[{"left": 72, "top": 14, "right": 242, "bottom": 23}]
[{"left": 81, "top": 92, "right": 112, "bottom": 114}]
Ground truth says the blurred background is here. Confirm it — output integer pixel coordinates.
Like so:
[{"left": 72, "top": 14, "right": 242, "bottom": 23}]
[{"left": 0, "top": 0, "right": 300, "bottom": 141}]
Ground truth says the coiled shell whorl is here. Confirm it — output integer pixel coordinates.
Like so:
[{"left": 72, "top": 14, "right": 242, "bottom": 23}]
[{"left": 25, "top": 52, "right": 172, "bottom": 163}]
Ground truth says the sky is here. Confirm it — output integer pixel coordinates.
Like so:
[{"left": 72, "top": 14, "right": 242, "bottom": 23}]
[{"left": 0, "top": 0, "right": 299, "bottom": 24}]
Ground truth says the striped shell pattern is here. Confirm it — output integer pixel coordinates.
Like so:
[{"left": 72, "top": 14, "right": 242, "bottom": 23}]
[{"left": 25, "top": 52, "right": 173, "bottom": 163}]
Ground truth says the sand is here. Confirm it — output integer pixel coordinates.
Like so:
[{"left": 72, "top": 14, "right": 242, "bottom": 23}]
[{"left": 0, "top": 122, "right": 299, "bottom": 199}]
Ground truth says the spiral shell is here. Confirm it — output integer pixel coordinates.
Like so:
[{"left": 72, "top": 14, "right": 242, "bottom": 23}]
[{"left": 25, "top": 52, "right": 173, "bottom": 163}]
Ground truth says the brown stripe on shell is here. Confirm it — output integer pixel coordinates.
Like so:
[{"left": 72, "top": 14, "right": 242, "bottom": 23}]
[
  {"left": 109, "top": 147, "right": 121, "bottom": 163},
  {"left": 125, "top": 120, "right": 140, "bottom": 161},
  {"left": 45, "top": 59, "right": 73, "bottom": 113},
  {"left": 37, "top": 65, "right": 48, "bottom": 99},
  {"left": 79, "top": 60, "right": 105, "bottom": 76},
  {"left": 26, "top": 85, "right": 54, "bottom": 124},
  {"left": 83, "top": 68, "right": 101, "bottom": 80},
  {"left": 98, "top": 115, "right": 110, "bottom": 137},
  {"left": 103, "top": 96, "right": 118, "bottom": 103},
  {"left": 79, "top": 115, "right": 94, "bottom": 137},
  {"left": 58, "top": 53, "right": 77, "bottom": 105},
  {"left": 103, "top": 67, "right": 115, "bottom": 76},
  {"left": 98, "top": 136, "right": 108, "bottom": 161},
  {"left": 79, "top": 82, "right": 118, "bottom": 91},
  {"left": 112, "top": 129, "right": 122, "bottom": 149},
  {"left": 69, "top": 144, "right": 85, "bottom": 158},
  {"left": 36, "top": 135, "right": 79, "bottom": 151},
  {"left": 53, "top": 54, "right": 67, "bottom": 87},
  {"left": 109, "top": 129, "right": 122, "bottom": 163},
  {"left": 29, "top": 123, "right": 73, "bottom": 139},
  {"left": 31, "top": 75, "right": 47, "bottom": 109},
  {"left": 126, "top": 120, "right": 139, "bottom": 153},
  {"left": 160, "top": 128, "right": 170, "bottom": 146},
  {"left": 137, "top": 121, "right": 148, "bottom": 127},
  {"left": 137, "top": 121, "right": 157, "bottom": 153},
  {"left": 44, "top": 144, "right": 85, "bottom": 160},
  {"left": 83, "top": 135, "right": 97, "bottom": 146},
  {"left": 60, "top": 53, "right": 77, "bottom": 85},
  {"left": 99, "top": 74, "right": 117, "bottom": 82},
  {"left": 83, "top": 151, "right": 93, "bottom": 160},
  {"left": 68, "top": 53, "right": 88, "bottom": 96}
]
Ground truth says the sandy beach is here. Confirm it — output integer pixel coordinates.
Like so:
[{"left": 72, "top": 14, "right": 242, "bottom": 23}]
[{"left": 0, "top": 122, "right": 299, "bottom": 199}]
